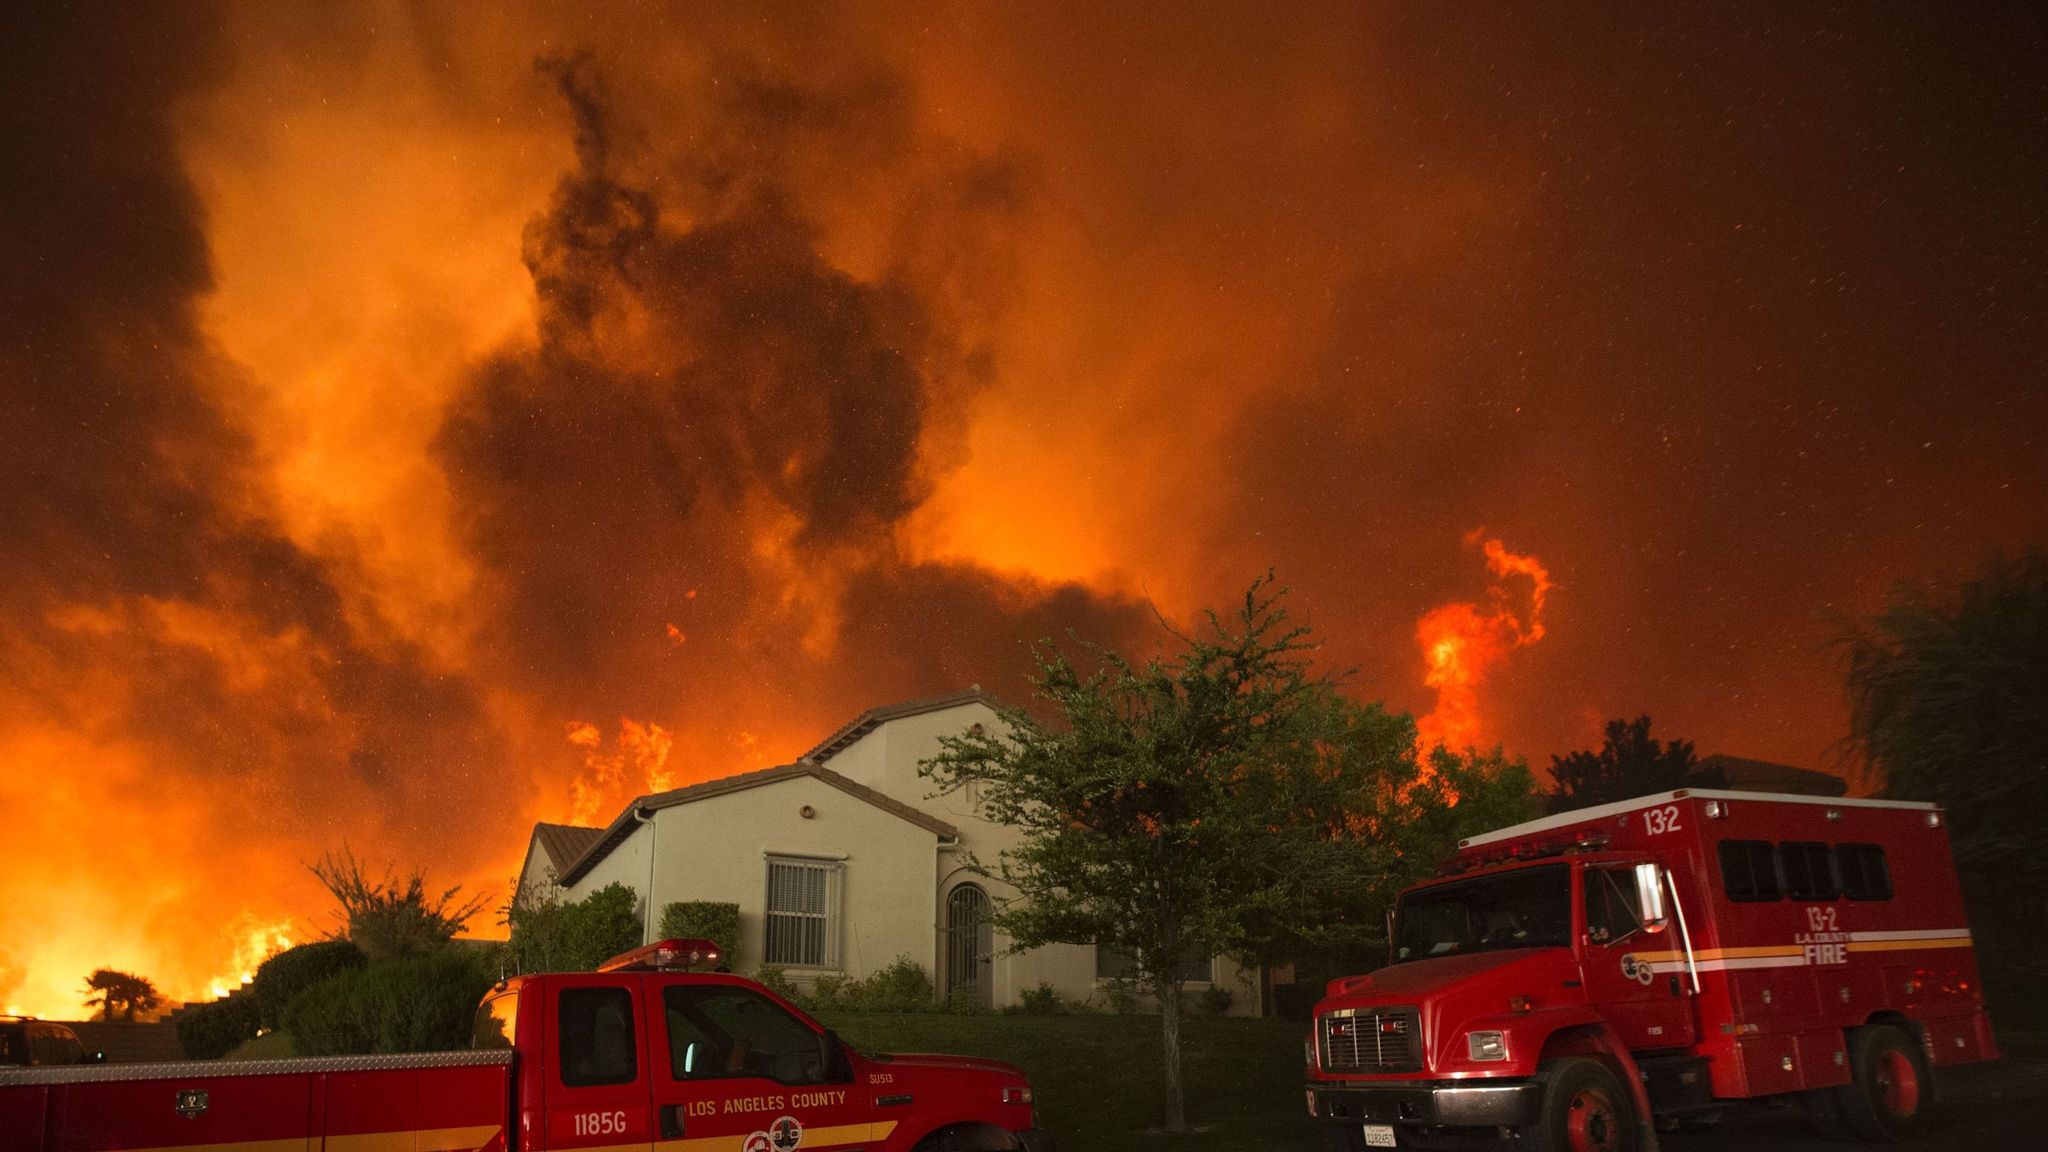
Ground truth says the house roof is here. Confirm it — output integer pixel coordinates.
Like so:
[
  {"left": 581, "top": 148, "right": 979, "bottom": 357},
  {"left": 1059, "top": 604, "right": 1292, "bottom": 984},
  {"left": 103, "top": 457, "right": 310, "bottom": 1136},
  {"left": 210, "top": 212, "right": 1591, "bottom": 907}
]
[
  {"left": 557, "top": 762, "right": 960, "bottom": 886},
  {"left": 799, "top": 686, "right": 1002, "bottom": 764},
  {"left": 533, "top": 823, "right": 606, "bottom": 871},
  {"left": 1693, "top": 754, "right": 1847, "bottom": 797}
]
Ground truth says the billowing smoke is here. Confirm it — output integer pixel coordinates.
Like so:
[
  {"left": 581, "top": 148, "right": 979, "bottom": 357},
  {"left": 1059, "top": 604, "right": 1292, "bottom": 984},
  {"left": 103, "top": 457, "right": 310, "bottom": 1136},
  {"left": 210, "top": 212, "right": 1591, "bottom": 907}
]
[{"left": 3, "top": 3, "right": 2042, "bottom": 1016}]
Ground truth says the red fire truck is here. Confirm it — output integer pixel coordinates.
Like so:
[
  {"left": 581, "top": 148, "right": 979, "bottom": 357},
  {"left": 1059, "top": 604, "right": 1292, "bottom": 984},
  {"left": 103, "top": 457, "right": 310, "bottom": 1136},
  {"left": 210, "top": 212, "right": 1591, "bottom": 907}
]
[
  {"left": 0, "top": 939, "right": 1051, "bottom": 1152},
  {"left": 1305, "top": 789, "right": 1996, "bottom": 1151}
]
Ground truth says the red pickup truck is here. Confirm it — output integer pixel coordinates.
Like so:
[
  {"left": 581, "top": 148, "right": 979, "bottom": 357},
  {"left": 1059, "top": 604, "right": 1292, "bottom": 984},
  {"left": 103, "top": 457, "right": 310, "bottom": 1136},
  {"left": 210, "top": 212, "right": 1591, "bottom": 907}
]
[{"left": 0, "top": 939, "right": 1051, "bottom": 1152}]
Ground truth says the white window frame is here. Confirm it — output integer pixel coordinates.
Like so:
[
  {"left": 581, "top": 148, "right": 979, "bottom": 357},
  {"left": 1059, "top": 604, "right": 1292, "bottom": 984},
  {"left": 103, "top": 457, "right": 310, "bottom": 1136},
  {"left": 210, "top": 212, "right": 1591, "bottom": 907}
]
[{"left": 763, "top": 855, "right": 843, "bottom": 970}]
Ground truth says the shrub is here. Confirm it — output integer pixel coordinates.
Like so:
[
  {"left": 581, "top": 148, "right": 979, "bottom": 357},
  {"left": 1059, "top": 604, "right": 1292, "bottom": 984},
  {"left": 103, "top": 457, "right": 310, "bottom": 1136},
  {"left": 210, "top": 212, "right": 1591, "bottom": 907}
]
[
  {"left": 809, "top": 973, "right": 852, "bottom": 1009},
  {"left": 1102, "top": 983, "right": 1140, "bottom": 1015},
  {"left": 856, "top": 957, "right": 935, "bottom": 1012},
  {"left": 1011, "top": 982, "right": 1068, "bottom": 1016},
  {"left": 251, "top": 940, "right": 366, "bottom": 1031},
  {"left": 284, "top": 949, "right": 494, "bottom": 1056},
  {"left": 754, "top": 966, "right": 800, "bottom": 1002},
  {"left": 176, "top": 994, "right": 262, "bottom": 1059},
  {"left": 1194, "top": 985, "right": 1234, "bottom": 1017},
  {"left": 944, "top": 984, "right": 991, "bottom": 1015},
  {"left": 507, "top": 882, "right": 643, "bottom": 974},
  {"left": 311, "top": 848, "right": 486, "bottom": 963},
  {"left": 657, "top": 901, "right": 740, "bottom": 966}
]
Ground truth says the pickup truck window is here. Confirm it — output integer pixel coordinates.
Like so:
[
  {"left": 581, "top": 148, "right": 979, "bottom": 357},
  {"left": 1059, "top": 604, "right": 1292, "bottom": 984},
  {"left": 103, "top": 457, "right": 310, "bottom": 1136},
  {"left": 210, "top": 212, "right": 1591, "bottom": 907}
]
[
  {"left": 560, "top": 987, "right": 637, "bottom": 1087},
  {"left": 1394, "top": 864, "right": 1570, "bottom": 962},
  {"left": 664, "top": 985, "right": 831, "bottom": 1085},
  {"left": 472, "top": 991, "right": 518, "bottom": 1050}
]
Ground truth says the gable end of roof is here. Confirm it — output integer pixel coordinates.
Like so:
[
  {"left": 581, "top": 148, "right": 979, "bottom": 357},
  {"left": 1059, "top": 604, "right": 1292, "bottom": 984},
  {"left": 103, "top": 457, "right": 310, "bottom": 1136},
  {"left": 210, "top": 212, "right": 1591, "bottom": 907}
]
[{"left": 801, "top": 686, "right": 1002, "bottom": 764}]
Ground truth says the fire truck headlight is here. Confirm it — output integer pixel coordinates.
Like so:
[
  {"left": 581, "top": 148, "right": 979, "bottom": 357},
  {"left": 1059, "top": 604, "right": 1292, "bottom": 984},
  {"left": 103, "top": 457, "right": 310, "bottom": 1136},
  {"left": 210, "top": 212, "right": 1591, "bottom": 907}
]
[{"left": 1466, "top": 1031, "right": 1508, "bottom": 1061}]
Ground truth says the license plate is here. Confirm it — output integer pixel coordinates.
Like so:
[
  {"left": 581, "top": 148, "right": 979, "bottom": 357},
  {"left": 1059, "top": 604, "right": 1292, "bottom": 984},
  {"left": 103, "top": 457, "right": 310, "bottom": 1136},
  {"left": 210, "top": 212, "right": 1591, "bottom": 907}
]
[{"left": 1362, "top": 1124, "right": 1397, "bottom": 1148}]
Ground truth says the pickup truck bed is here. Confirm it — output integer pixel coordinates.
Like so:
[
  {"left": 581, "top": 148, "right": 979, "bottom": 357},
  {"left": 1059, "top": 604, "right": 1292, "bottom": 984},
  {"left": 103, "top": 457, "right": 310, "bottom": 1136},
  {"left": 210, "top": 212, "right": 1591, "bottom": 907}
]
[{"left": 0, "top": 1049, "right": 513, "bottom": 1152}]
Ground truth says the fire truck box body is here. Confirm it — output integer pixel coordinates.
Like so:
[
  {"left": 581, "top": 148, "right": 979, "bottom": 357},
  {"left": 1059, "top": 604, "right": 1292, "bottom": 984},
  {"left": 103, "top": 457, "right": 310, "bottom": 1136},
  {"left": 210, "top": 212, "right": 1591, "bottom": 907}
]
[
  {"left": 1306, "top": 789, "right": 1995, "bottom": 1149},
  {"left": 0, "top": 942, "right": 1050, "bottom": 1152}
]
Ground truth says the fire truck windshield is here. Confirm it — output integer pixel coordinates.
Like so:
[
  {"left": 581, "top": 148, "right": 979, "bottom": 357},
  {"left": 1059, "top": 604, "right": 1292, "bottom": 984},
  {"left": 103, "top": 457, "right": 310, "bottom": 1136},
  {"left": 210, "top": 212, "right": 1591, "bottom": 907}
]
[{"left": 1393, "top": 863, "right": 1571, "bottom": 963}]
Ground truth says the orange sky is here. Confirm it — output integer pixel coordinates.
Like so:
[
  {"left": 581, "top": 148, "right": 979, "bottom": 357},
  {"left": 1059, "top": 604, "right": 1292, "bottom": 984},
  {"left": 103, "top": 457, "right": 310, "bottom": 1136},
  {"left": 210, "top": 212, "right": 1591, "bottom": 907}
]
[{"left": 3, "top": 2, "right": 2043, "bottom": 1017}]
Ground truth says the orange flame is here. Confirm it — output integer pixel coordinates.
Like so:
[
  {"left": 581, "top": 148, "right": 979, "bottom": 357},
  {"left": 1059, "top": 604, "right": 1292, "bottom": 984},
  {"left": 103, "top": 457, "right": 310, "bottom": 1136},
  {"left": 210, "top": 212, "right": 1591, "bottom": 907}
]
[
  {"left": 1415, "top": 536, "right": 1553, "bottom": 752},
  {"left": 566, "top": 717, "right": 677, "bottom": 824},
  {"left": 204, "top": 920, "right": 295, "bottom": 1001}
]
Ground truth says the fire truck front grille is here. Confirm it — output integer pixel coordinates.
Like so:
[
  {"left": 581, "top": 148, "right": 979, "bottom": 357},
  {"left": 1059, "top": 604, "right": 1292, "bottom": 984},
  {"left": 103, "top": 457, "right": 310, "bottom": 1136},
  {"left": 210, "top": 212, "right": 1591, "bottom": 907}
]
[{"left": 1320, "top": 1008, "right": 1422, "bottom": 1073}]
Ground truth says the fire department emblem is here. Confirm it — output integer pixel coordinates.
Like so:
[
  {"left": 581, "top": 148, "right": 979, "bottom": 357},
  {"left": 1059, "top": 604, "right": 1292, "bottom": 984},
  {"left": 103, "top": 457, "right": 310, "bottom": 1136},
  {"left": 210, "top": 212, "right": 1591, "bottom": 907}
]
[
  {"left": 1620, "top": 954, "right": 1655, "bottom": 985},
  {"left": 742, "top": 1136, "right": 773, "bottom": 1152},
  {"left": 767, "top": 1115, "right": 804, "bottom": 1152}
]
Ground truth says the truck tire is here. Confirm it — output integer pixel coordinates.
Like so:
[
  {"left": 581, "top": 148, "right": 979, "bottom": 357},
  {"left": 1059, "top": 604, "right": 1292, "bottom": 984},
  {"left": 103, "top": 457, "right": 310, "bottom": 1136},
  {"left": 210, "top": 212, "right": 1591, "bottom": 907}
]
[
  {"left": 1834, "top": 1025, "right": 1931, "bottom": 1142},
  {"left": 1529, "top": 1057, "right": 1641, "bottom": 1152}
]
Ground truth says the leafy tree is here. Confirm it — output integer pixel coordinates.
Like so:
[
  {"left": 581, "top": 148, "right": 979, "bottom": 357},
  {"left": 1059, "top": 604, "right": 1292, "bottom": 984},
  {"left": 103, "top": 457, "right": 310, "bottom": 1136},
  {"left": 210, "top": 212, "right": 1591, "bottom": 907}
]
[
  {"left": 1836, "top": 552, "right": 2048, "bottom": 1019},
  {"left": 82, "top": 968, "right": 161, "bottom": 1021},
  {"left": 505, "top": 881, "right": 643, "bottom": 974},
  {"left": 923, "top": 579, "right": 1524, "bottom": 1130},
  {"left": 1837, "top": 552, "right": 2048, "bottom": 875},
  {"left": 310, "top": 847, "right": 488, "bottom": 962},
  {"left": 1546, "top": 716, "right": 1701, "bottom": 813}
]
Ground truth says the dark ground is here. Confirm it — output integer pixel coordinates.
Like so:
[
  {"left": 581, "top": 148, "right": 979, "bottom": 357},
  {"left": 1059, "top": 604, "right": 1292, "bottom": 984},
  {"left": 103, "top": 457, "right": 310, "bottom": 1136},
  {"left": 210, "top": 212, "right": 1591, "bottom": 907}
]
[{"left": 1662, "top": 1058, "right": 2048, "bottom": 1152}]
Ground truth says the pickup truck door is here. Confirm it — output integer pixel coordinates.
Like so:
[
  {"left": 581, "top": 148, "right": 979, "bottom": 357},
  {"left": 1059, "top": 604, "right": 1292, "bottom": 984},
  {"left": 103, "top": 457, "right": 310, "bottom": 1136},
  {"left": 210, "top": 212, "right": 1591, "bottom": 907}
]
[
  {"left": 541, "top": 974, "right": 656, "bottom": 1152},
  {"left": 1579, "top": 863, "right": 1698, "bottom": 1051},
  {"left": 649, "top": 980, "right": 881, "bottom": 1151}
]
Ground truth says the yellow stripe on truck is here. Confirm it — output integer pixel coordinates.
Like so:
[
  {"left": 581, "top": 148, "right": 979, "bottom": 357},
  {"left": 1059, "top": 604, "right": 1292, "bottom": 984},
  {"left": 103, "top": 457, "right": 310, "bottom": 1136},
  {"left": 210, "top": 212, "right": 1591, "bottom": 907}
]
[
  {"left": 1848, "top": 937, "right": 1974, "bottom": 953},
  {"left": 659, "top": 1120, "right": 898, "bottom": 1152}
]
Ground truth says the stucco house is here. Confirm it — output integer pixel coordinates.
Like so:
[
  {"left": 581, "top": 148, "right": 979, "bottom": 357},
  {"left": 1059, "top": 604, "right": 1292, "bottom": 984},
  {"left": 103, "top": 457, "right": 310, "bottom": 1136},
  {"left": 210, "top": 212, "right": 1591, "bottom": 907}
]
[{"left": 514, "top": 688, "right": 1261, "bottom": 1014}]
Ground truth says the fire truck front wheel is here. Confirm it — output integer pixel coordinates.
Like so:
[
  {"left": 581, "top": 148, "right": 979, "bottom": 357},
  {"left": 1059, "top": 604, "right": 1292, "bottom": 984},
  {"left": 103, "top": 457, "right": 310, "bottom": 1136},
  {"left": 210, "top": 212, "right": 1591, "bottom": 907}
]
[
  {"left": 1528, "top": 1057, "right": 1640, "bottom": 1152},
  {"left": 1835, "top": 1025, "right": 1932, "bottom": 1142}
]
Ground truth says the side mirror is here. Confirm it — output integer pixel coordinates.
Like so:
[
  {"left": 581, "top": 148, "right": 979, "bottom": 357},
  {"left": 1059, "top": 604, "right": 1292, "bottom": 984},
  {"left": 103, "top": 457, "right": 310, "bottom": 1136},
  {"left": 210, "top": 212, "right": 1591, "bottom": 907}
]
[
  {"left": 1384, "top": 907, "right": 1397, "bottom": 967},
  {"left": 1634, "top": 863, "right": 1669, "bottom": 934}
]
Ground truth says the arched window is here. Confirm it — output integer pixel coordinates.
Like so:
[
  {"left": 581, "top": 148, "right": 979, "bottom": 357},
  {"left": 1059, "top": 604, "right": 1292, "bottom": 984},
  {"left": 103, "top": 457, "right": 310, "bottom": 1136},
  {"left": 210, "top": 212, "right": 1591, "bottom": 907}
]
[{"left": 944, "top": 884, "right": 993, "bottom": 1006}]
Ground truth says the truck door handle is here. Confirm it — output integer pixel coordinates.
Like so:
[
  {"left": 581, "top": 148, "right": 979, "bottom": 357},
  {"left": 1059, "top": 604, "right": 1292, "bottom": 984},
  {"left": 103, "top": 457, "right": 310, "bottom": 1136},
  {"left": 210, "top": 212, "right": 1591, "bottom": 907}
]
[
  {"left": 660, "top": 1105, "right": 686, "bottom": 1139},
  {"left": 1669, "top": 976, "right": 1681, "bottom": 997}
]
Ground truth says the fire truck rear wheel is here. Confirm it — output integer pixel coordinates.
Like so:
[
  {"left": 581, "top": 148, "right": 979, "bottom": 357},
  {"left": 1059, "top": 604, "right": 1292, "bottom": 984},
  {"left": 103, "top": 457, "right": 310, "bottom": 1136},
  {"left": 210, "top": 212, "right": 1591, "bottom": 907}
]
[
  {"left": 1835, "top": 1024, "right": 1931, "bottom": 1142},
  {"left": 1530, "top": 1057, "right": 1641, "bottom": 1152}
]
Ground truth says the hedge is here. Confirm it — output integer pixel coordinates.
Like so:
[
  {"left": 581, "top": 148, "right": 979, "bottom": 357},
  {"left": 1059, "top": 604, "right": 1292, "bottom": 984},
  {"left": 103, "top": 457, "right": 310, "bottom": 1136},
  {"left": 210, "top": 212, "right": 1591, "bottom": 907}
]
[
  {"left": 282, "top": 949, "right": 494, "bottom": 1056},
  {"left": 251, "top": 940, "right": 366, "bottom": 1030},
  {"left": 657, "top": 901, "right": 740, "bottom": 965},
  {"left": 176, "top": 994, "right": 262, "bottom": 1059}
]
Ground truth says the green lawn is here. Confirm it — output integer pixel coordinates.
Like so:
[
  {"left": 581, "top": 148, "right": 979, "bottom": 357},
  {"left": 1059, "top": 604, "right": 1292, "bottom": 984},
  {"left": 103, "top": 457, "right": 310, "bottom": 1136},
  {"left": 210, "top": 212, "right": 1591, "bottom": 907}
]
[{"left": 815, "top": 1012, "right": 1319, "bottom": 1152}]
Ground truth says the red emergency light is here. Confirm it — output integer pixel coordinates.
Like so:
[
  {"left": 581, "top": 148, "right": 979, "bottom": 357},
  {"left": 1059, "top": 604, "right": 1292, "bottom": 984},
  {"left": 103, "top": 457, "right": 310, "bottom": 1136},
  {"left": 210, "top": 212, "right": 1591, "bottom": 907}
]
[{"left": 598, "top": 938, "right": 725, "bottom": 973}]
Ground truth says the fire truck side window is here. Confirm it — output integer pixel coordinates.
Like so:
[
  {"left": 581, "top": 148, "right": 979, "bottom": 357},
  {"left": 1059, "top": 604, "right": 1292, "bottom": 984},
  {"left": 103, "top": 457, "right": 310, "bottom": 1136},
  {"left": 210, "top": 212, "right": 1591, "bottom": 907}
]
[
  {"left": 1778, "top": 841, "right": 1840, "bottom": 900},
  {"left": 1836, "top": 843, "right": 1894, "bottom": 901},
  {"left": 1583, "top": 868, "right": 1644, "bottom": 943},
  {"left": 559, "top": 987, "right": 638, "bottom": 1087},
  {"left": 1718, "top": 840, "right": 1781, "bottom": 902}
]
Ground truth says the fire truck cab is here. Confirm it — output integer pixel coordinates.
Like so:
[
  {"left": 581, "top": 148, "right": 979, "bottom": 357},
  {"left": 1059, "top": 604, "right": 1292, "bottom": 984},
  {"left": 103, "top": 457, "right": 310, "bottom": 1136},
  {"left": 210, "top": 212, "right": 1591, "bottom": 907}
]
[{"left": 1306, "top": 790, "right": 1996, "bottom": 1151}]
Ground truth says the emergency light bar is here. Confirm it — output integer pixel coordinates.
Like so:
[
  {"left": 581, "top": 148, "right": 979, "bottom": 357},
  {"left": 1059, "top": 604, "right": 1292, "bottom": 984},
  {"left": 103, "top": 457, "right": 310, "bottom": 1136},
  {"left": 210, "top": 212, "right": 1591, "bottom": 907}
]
[{"left": 599, "top": 938, "right": 725, "bottom": 972}]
